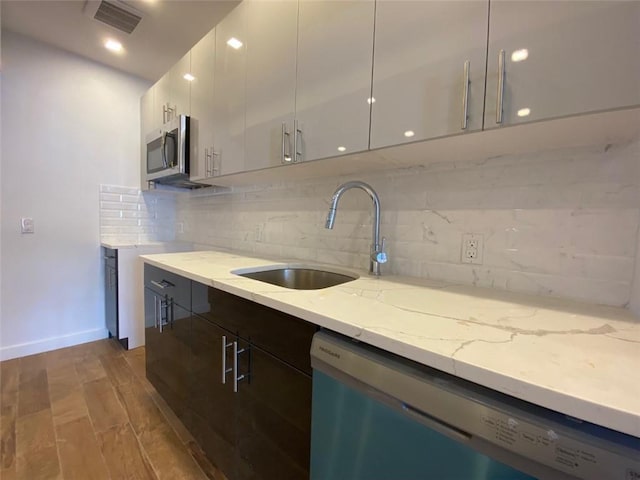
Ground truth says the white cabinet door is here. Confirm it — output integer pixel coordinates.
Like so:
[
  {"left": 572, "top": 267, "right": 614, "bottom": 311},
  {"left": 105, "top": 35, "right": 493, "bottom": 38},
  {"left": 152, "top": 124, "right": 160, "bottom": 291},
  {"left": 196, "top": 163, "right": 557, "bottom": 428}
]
[
  {"left": 190, "top": 28, "right": 217, "bottom": 181},
  {"left": 295, "top": 0, "right": 375, "bottom": 162},
  {"left": 154, "top": 73, "right": 171, "bottom": 125},
  {"left": 485, "top": 1, "right": 640, "bottom": 129},
  {"left": 140, "top": 87, "right": 155, "bottom": 191},
  {"left": 244, "top": 0, "right": 298, "bottom": 171},
  {"left": 370, "top": 1, "right": 489, "bottom": 149},
  {"left": 168, "top": 51, "right": 191, "bottom": 118},
  {"left": 213, "top": 2, "right": 247, "bottom": 176}
]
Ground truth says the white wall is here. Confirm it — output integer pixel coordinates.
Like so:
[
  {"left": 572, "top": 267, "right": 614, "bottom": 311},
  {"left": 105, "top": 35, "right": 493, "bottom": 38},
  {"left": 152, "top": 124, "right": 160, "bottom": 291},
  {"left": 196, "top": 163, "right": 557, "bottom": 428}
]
[
  {"left": 0, "top": 32, "right": 149, "bottom": 359},
  {"left": 176, "top": 140, "right": 640, "bottom": 308}
]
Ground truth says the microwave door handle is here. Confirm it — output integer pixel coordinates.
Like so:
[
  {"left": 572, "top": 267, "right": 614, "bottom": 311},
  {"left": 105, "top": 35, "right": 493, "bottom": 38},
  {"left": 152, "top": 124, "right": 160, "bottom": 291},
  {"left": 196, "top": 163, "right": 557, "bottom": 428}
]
[{"left": 161, "top": 131, "right": 169, "bottom": 168}]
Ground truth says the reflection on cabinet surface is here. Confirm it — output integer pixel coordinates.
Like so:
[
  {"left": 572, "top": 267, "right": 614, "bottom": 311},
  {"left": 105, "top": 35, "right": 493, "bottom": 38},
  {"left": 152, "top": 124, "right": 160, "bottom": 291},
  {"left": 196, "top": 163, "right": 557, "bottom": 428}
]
[
  {"left": 189, "top": 315, "right": 238, "bottom": 478},
  {"left": 244, "top": 0, "right": 298, "bottom": 171},
  {"left": 213, "top": 2, "right": 248, "bottom": 176},
  {"left": 145, "top": 293, "right": 191, "bottom": 426},
  {"left": 295, "top": 0, "right": 375, "bottom": 162},
  {"left": 190, "top": 28, "right": 218, "bottom": 181},
  {"left": 370, "top": 0, "right": 489, "bottom": 149},
  {"left": 484, "top": 1, "right": 640, "bottom": 128},
  {"left": 235, "top": 344, "right": 311, "bottom": 480}
]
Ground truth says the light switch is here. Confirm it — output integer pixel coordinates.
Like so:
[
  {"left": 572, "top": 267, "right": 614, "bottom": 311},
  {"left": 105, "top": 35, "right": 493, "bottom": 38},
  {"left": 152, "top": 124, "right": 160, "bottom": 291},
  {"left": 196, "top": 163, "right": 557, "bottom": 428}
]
[{"left": 20, "top": 217, "right": 34, "bottom": 234}]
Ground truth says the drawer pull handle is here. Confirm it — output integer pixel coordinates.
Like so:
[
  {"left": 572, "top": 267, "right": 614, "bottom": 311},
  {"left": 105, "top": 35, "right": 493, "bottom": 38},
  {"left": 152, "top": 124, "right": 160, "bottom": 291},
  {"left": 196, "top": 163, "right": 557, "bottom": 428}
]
[{"left": 151, "top": 279, "right": 174, "bottom": 290}]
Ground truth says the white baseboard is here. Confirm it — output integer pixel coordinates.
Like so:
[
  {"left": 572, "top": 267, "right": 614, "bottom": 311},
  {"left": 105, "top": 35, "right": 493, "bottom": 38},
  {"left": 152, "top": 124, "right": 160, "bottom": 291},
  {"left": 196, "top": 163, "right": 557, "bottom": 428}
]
[{"left": 0, "top": 327, "right": 109, "bottom": 361}]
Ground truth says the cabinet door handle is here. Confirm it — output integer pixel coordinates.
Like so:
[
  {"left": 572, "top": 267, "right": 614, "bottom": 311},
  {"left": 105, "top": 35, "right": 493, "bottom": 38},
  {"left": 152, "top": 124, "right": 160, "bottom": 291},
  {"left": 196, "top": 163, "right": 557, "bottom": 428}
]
[
  {"left": 294, "top": 120, "right": 302, "bottom": 163},
  {"left": 159, "top": 297, "right": 171, "bottom": 333},
  {"left": 212, "top": 148, "right": 220, "bottom": 175},
  {"left": 153, "top": 295, "right": 159, "bottom": 328},
  {"left": 204, "top": 147, "right": 210, "bottom": 177},
  {"left": 233, "top": 341, "right": 248, "bottom": 393},
  {"left": 461, "top": 60, "right": 470, "bottom": 130},
  {"left": 281, "top": 122, "right": 292, "bottom": 163},
  {"left": 496, "top": 49, "right": 506, "bottom": 124},
  {"left": 221, "top": 335, "right": 233, "bottom": 384}
]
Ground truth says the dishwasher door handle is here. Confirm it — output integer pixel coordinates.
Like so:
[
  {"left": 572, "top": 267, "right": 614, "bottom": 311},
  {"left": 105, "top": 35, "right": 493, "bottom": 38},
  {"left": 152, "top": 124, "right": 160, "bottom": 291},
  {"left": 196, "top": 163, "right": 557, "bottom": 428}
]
[{"left": 402, "top": 403, "right": 472, "bottom": 444}]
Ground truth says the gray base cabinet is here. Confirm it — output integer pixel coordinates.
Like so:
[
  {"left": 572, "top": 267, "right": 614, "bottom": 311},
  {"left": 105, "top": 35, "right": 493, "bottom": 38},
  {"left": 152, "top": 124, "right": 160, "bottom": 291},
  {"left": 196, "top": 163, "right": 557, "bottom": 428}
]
[{"left": 144, "top": 264, "right": 317, "bottom": 479}]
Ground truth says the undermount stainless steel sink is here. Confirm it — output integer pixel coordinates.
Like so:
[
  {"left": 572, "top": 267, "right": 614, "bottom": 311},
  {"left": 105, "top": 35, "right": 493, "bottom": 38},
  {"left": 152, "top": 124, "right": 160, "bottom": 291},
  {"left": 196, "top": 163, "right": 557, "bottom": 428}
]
[{"left": 233, "top": 266, "right": 358, "bottom": 290}]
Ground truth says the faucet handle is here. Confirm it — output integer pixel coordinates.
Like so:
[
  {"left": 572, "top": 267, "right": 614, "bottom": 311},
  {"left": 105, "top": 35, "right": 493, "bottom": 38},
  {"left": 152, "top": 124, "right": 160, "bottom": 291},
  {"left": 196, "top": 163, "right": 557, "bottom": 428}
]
[{"left": 374, "top": 237, "right": 388, "bottom": 264}]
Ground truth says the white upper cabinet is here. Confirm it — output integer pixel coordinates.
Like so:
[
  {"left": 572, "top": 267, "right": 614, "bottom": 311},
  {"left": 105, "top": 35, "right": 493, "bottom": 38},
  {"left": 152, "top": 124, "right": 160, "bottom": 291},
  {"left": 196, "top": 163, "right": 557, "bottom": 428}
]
[
  {"left": 140, "top": 87, "right": 155, "bottom": 190},
  {"left": 370, "top": 1, "right": 489, "bottom": 149},
  {"left": 295, "top": 0, "right": 375, "bottom": 162},
  {"left": 244, "top": 0, "right": 298, "bottom": 171},
  {"left": 189, "top": 28, "right": 217, "bottom": 181},
  {"left": 152, "top": 51, "right": 191, "bottom": 126},
  {"left": 485, "top": 1, "right": 640, "bottom": 129},
  {"left": 169, "top": 51, "right": 192, "bottom": 117},
  {"left": 213, "top": 2, "right": 248, "bottom": 176}
]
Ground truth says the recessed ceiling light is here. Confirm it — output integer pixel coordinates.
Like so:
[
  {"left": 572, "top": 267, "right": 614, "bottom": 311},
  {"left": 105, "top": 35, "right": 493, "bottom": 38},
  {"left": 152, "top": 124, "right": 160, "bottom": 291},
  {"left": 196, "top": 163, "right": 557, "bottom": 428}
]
[
  {"left": 367, "top": 97, "right": 376, "bottom": 104},
  {"left": 517, "top": 107, "right": 531, "bottom": 117},
  {"left": 183, "top": 73, "right": 195, "bottom": 82},
  {"left": 511, "top": 49, "right": 529, "bottom": 62},
  {"left": 337, "top": 146, "right": 346, "bottom": 152},
  {"left": 227, "top": 37, "right": 243, "bottom": 49},
  {"left": 404, "top": 130, "right": 415, "bottom": 138},
  {"left": 104, "top": 39, "right": 122, "bottom": 53}
]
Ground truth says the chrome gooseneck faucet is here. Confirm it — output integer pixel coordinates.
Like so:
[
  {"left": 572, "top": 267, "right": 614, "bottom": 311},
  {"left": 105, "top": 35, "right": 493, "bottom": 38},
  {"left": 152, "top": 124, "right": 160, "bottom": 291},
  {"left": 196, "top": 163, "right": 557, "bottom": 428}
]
[{"left": 325, "top": 181, "right": 387, "bottom": 276}]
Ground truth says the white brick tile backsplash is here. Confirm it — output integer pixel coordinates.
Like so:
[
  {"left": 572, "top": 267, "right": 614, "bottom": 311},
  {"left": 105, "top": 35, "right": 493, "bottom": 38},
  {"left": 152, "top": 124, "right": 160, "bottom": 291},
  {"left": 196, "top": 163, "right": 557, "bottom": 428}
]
[{"left": 99, "top": 185, "right": 176, "bottom": 244}]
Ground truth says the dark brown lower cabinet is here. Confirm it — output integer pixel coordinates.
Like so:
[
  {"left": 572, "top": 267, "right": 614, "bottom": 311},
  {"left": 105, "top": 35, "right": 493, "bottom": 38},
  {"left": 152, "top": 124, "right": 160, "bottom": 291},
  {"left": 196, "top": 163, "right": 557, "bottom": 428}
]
[
  {"left": 189, "top": 315, "right": 238, "bottom": 478},
  {"left": 146, "top": 270, "right": 315, "bottom": 480},
  {"left": 235, "top": 346, "right": 311, "bottom": 480},
  {"left": 145, "top": 288, "right": 191, "bottom": 426}
]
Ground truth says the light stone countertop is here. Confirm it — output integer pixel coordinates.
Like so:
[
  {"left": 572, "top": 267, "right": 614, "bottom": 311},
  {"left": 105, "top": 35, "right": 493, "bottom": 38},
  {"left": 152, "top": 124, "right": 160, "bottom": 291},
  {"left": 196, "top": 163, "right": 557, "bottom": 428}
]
[
  {"left": 140, "top": 250, "right": 640, "bottom": 438},
  {"left": 101, "top": 241, "right": 168, "bottom": 249}
]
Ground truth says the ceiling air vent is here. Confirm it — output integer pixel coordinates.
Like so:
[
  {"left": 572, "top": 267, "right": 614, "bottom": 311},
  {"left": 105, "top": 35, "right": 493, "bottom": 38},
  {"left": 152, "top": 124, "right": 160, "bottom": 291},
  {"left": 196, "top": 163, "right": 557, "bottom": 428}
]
[{"left": 84, "top": 0, "right": 143, "bottom": 34}]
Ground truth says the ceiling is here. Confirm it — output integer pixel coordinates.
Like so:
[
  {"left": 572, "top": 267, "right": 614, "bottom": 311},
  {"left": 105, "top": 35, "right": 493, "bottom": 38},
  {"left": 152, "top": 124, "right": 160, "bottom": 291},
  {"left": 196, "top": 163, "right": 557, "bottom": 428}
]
[{"left": 1, "top": 0, "right": 240, "bottom": 82}]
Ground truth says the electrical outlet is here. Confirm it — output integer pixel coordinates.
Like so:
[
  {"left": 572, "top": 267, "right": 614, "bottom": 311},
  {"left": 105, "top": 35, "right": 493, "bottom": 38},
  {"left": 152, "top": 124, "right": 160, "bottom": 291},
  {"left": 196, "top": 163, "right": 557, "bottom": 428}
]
[{"left": 461, "top": 233, "right": 483, "bottom": 265}]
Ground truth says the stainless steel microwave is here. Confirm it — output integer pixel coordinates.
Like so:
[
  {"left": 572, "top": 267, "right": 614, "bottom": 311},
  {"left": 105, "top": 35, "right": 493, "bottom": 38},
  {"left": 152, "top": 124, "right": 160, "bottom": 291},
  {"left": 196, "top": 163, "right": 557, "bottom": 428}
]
[{"left": 145, "top": 114, "right": 192, "bottom": 186}]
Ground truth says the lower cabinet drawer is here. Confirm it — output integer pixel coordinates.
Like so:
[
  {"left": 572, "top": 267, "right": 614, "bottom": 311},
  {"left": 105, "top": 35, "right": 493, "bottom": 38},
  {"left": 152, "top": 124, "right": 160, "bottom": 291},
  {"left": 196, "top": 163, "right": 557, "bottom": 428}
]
[{"left": 144, "top": 264, "right": 191, "bottom": 310}]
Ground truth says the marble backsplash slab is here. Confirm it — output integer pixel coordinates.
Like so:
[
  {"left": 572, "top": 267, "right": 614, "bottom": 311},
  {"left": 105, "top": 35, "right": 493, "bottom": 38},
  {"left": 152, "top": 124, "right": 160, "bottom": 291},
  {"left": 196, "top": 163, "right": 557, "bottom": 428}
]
[{"left": 175, "top": 140, "right": 640, "bottom": 307}]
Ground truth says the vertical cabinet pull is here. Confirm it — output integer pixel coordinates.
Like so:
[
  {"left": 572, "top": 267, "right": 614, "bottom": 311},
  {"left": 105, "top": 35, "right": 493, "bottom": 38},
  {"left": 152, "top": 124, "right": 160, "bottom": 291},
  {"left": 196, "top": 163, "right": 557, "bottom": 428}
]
[
  {"left": 204, "top": 147, "right": 210, "bottom": 177},
  {"left": 221, "top": 335, "right": 233, "bottom": 384},
  {"left": 153, "top": 296, "right": 159, "bottom": 328},
  {"left": 221, "top": 336, "right": 248, "bottom": 392},
  {"left": 294, "top": 120, "right": 302, "bottom": 163},
  {"left": 496, "top": 50, "right": 506, "bottom": 124},
  {"left": 212, "top": 148, "right": 220, "bottom": 175},
  {"left": 233, "top": 341, "right": 248, "bottom": 393},
  {"left": 461, "top": 60, "right": 470, "bottom": 130},
  {"left": 158, "top": 298, "right": 162, "bottom": 333},
  {"left": 282, "top": 122, "right": 292, "bottom": 163}
]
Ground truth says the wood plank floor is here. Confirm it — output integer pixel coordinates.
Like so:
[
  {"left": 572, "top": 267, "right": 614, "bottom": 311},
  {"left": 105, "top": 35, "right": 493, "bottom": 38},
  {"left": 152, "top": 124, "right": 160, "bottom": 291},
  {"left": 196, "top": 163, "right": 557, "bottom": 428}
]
[{"left": 0, "top": 339, "right": 228, "bottom": 480}]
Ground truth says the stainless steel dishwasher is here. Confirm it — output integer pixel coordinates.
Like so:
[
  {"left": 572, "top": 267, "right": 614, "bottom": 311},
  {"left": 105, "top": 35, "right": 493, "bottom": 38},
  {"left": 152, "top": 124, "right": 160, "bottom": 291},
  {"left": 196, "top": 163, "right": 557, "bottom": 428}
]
[{"left": 310, "top": 331, "right": 640, "bottom": 480}]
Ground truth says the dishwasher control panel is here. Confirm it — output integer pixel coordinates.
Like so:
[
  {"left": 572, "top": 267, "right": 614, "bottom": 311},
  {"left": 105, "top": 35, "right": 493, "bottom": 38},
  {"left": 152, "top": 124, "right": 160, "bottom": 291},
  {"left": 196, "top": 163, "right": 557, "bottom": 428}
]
[{"left": 477, "top": 411, "right": 640, "bottom": 479}]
